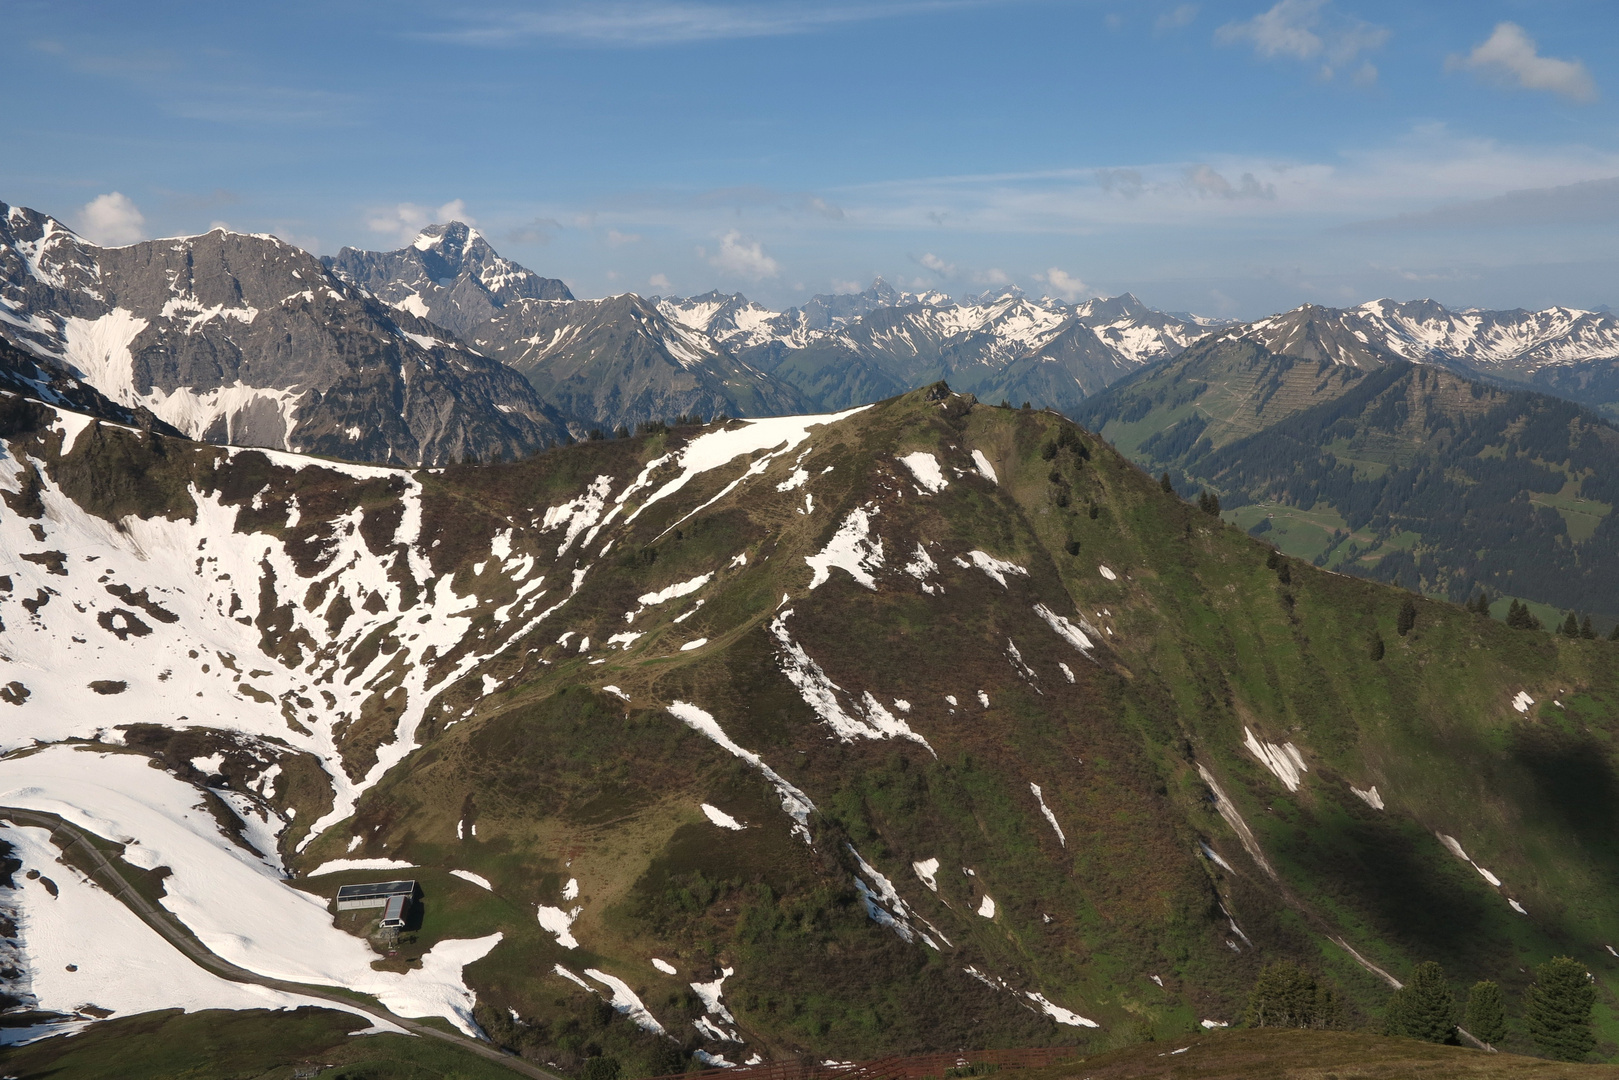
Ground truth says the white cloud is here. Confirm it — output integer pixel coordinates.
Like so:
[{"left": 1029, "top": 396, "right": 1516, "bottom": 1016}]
[
  {"left": 832, "top": 278, "right": 863, "bottom": 293},
  {"left": 649, "top": 272, "right": 672, "bottom": 290},
  {"left": 1041, "top": 268, "right": 1092, "bottom": 302},
  {"left": 78, "top": 192, "right": 146, "bottom": 246},
  {"left": 1155, "top": 4, "right": 1197, "bottom": 31},
  {"left": 1448, "top": 23, "right": 1596, "bottom": 103},
  {"left": 1216, "top": 0, "right": 1388, "bottom": 82},
  {"left": 703, "top": 230, "right": 779, "bottom": 279},
  {"left": 366, "top": 199, "right": 475, "bottom": 244},
  {"left": 975, "top": 267, "right": 1011, "bottom": 285},
  {"left": 607, "top": 229, "right": 642, "bottom": 245},
  {"left": 918, "top": 252, "right": 956, "bottom": 275}
]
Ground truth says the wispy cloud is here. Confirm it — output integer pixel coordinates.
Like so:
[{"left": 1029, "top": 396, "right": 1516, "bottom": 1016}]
[
  {"left": 1447, "top": 23, "right": 1596, "bottom": 103},
  {"left": 423, "top": 1, "right": 1003, "bottom": 47},
  {"left": 1344, "top": 176, "right": 1619, "bottom": 232},
  {"left": 1216, "top": 0, "right": 1387, "bottom": 83},
  {"left": 1154, "top": 4, "right": 1197, "bottom": 32},
  {"left": 918, "top": 251, "right": 956, "bottom": 275}
]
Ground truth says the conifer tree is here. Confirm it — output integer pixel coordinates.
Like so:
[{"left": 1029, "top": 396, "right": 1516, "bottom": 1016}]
[
  {"left": 1245, "top": 962, "right": 1339, "bottom": 1028},
  {"left": 1369, "top": 633, "right": 1385, "bottom": 661},
  {"left": 1580, "top": 615, "right": 1596, "bottom": 640},
  {"left": 1527, "top": 957, "right": 1596, "bottom": 1061},
  {"left": 1506, "top": 600, "right": 1543, "bottom": 631},
  {"left": 1384, "top": 961, "right": 1456, "bottom": 1042},
  {"left": 1610, "top": 622, "right": 1619, "bottom": 642},
  {"left": 1160, "top": 472, "right": 1174, "bottom": 495},
  {"left": 1464, "top": 980, "right": 1507, "bottom": 1049},
  {"left": 1397, "top": 597, "right": 1417, "bottom": 636},
  {"left": 1562, "top": 612, "right": 1580, "bottom": 637}
]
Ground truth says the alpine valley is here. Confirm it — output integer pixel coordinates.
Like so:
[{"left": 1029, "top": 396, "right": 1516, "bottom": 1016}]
[{"left": 4, "top": 198, "right": 1619, "bottom": 1077}]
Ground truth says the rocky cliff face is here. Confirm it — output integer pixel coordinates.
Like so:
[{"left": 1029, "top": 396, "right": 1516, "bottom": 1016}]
[{"left": 0, "top": 203, "right": 569, "bottom": 465}]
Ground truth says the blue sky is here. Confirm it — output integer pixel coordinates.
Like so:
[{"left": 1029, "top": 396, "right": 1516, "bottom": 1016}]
[{"left": 4, "top": 0, "right": 1618, "bottom": 317}]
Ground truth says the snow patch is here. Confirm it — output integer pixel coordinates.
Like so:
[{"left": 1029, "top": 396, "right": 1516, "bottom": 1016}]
[
  {"left": 805, "top": 506, "right": 884, "bottom": 590},
  {"left": 538, "top": 905, "right": 582, "bottom": 949},
  {"left": 1351, "top": 785, "right": 1384, "bottom": 810},
  {"left": 307, "top": 857, "right": 415, "bottom": 877},
  {"left": 1025, "top": 992, "right": 1098, "bottom": 1028},
  {"left": 450, "top": 870, "right": 493, "bottom": 891},
  {"left": 1512, "top": 690, "right": 1534, "bottom": 714},
  {"left": 898, "top": 452, "right": 949, "bottom": 493},
  {"left": 956, "top": 550, "right": 1027, "bottom": 588},
  {"left": 912, "top": 857, "right": 940, "bottom": 892},
  {"left": 1034, "top": 604, "right": 1096, "bottom": 656},
  {"left": 586, "top": 968, "right": 666, "bottom": 1034},
  {"left": 1030, "top": 783, "right": 1066, "bottom": 846},
  {"left": 701, "top": 804, "right": 745, "bottom": 830},
  {"left": 976, "top": 894, "right": 996, "bottom": 918},
  {"left": 970, "top": 449, "right": 997, "bottom": 483},
  {"left": 1242, "top": 727, "right": 1307, "bottom": 792}
]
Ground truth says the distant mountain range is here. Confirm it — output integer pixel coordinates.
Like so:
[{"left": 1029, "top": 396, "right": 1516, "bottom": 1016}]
[{"left": 7, "top": 197, "right": 1619, "bottom": 469}]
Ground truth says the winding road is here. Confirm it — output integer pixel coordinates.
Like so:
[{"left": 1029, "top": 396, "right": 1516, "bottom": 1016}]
[{"left": 1, "top": 805, "right": 561, "bottom": 1080}]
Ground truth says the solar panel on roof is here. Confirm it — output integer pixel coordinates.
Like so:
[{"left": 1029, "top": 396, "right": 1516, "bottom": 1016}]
[{"left": 334, "top": 879, "right": 417, "bottom": 901}]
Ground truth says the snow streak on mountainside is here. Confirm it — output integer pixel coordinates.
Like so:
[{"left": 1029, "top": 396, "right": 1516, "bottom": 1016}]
[{"left": 0, "top": 203, "right": 568, "bottom": 465}]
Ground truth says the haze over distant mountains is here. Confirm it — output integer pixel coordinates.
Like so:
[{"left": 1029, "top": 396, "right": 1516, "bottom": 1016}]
[{"left": 6, "top": 197, "right": 1619, "bottom": 465}]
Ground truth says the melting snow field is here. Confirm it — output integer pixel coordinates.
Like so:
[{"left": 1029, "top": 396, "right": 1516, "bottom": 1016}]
[
  {"left": 0, "top": 747, "right": 499, "bottom": 1036},
  {"left": 0, "top": 823, "right": 371, "bottom": 1044}
]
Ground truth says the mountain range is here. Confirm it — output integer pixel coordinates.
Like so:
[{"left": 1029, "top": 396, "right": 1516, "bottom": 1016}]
[
  {"left": 5, "top": 384, "right": 1619, "bottom": 1073},
  {"left": 1075, "top": 309, "right": 1619, "bottom": 627},
  {"left": 10, "top": 195, "right": 1619, "bottom": 476}
]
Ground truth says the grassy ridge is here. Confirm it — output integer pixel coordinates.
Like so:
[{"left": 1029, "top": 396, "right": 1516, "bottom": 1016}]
[{"left": 15, "top": 387, "right": 1619, "bottom": 1071}]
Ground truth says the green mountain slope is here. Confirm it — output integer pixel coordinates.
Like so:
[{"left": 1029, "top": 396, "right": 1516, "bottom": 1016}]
[
  {"left": 6, "top": 388, "right": 1619, "bottom": 1071},
  {"left": 1075, "top": 338, "right": 1619, "bottom": 627}
]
